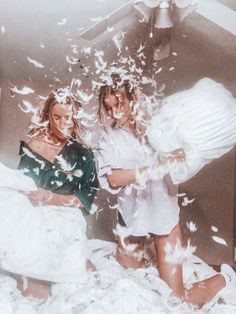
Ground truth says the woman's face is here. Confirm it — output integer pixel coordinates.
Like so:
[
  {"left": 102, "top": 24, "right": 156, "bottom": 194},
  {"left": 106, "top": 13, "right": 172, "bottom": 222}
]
[
  {"left": 49, "top": 103, "right": 75, "bottom": 141},
  {"left": 104, "top": 89, "right": 132, "bottom": 126}
]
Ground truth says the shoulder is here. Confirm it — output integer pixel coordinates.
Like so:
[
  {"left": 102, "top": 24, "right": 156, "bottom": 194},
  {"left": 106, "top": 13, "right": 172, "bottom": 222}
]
[
  {"left": 19, "top": 140, "right": 26, "bottom": 155},
  {"left": 19, "top": 139, "right": 40, "bottom": 157},
  {"left": 98, "top": 126, "right": 122, "bottom": 144}
]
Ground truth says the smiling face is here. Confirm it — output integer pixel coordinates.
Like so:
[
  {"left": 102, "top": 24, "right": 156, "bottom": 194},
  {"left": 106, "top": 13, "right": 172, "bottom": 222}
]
[
  {"left": 48, "top": 103, "right": 75, "bottom": 141},
  {"left": 103, "top": 88, "right": 133, "bottom": 126}
]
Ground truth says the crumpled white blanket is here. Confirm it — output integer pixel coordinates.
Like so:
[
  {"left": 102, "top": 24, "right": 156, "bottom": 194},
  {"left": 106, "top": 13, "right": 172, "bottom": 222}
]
[
  {"left": 0, "top": 239, "right": 236, "bottom": 314},
  {"left": 0, "top": 161, "right": 88, "bottom": 283},
  {"left": 147, "top": 78, "right": 236, "bottom": 183}
]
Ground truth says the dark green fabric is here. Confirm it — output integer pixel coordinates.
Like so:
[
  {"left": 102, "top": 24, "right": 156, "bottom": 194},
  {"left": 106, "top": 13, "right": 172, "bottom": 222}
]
[{"left": 18, "top": 140, "right": 98, "bottom": 214}]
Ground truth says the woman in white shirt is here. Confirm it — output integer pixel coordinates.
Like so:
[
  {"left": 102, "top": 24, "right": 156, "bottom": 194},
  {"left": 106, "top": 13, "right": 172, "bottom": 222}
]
[{"left": 96, "top": 74, "right": 231, "bottom": 308}]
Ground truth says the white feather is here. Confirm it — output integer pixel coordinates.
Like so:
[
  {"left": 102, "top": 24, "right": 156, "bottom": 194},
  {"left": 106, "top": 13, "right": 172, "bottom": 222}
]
[
  {"left": 27, "top": 57, "right": 44, "bottom": 68},
  {"left": 66, "top": 56, "right": 78, "bottom": 65},
  {"left": 10, "top": 86, "right": 34, "bottom": 95},
  {"left": 212, "top": 236, "right": 227, "bottom": 246},
  {"left": 57, "top": 18, "right": 67, "bottom": 25}
]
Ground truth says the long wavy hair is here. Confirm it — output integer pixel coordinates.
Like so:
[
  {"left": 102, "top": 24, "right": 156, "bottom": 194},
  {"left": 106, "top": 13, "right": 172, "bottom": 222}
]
[
  {"left": 28, "top": 88, "right": 84, "bottom": 142},
  {"left": 98, "top": 74, "right": 150, "bottom": 142}
]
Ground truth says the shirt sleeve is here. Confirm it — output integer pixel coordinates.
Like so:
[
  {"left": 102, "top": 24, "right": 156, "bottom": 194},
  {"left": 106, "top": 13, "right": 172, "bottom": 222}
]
[
  {"left": 95, "top": 133, "right": 124, "bottom": 195},
  {"left": 74, "top": 152, "right": 99, "bottom": 215}
]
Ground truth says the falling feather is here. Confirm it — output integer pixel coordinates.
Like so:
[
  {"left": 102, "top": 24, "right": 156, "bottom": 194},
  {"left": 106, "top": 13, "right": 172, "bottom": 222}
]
[
  {"left": 27, "top": 57, "right": 44, "bottom": 68},
  {"left": 55, "top": 155, "right": 76, "bottom": 172},
  {"left": 155, "top": 67, "right": 163, "bottom": 74},
  {"left": 10, "top": 86, "right": 34, "bottom": 95},
  {"left": 76, "top": 90, "right": 94, "bottom": 103},
  {"left": 83, "top": 46, "right": 92, "bottom": 55},
  {"left": 181, "top": 196, "right": 195, "bottom": 206},
  {"left": 165, "top": 240, "right": 196, "bottom": 264},
  {"left": 176, "top": 193, "right": 186, "bottom": 197},
  {"left": 212, "top": 236, "right": 227, "bottom": 246},
  {"left": 113, "top": 224, "right": 138, "bottom": 256},
  {"left": 211, "top": 226, "right": 218, "bottom": 233},
  {"left": 90, "top": 17, "right": 103, "bottom": 22},
  {"left": 109, "top": 203, "right": 119, "bottom": 209},
  {"left": 1, "top": 26, "right": 6, "bottom": 34},
  {"left": 137, "top": 44, "right": 145, "bottom": 53},
  {"left": 18, "top": 100, "right": 37, "bottom": 114},
  {"left": 66, "top": 56, "right": 79, "bottom": 65},
  {"left": 95, "top": 59, "right": 107, "bottom": 74},
  {"left": 72, "top": 45, "right": 79, "bottom": 54},
  {"left": 90, "top": 204, "right": 98, "bottom": 215},
  {"left": 22, "top": 147, "right": 45, "bottom": 169},
  {"left": 107, "top": 26, "right": 114, "bottom": 32},
  {"left": 112, "top": 32, "right": 125, "bottom": 53},
  {"left": 186, "top": 221, "right": 197, "bottom": 232},
  {"left": 74, "top": 169, "right": 83, "bottom": 177},
  {"left": 73, "top": 78, "right": 82, "bottom": 88},
  {"left": 57, "top": 18, "right": 67, "bottom": 25}
]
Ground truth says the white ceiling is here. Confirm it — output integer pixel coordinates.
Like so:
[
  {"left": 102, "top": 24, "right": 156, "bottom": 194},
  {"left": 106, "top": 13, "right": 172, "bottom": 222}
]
[
  {"left": 0, "top": 0, "right": 236, "bottom": 82},
  {"left": 0, "top": 0, "right": 129, "bottom": 81}
]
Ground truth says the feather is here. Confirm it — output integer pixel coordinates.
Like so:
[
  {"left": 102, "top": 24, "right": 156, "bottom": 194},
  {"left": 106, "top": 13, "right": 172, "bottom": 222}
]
[
  {"left": 10, "top": 86, "right": 34, "bottom": 95},
  {"left": 212, "top": 236, "right": 227, "bottom": 246},
  {"left": 27, "top": 57, "right": 44, "bottom": 68}
]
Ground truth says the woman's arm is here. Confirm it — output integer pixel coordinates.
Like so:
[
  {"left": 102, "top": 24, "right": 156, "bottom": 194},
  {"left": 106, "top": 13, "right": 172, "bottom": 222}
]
[
  {"left": 107, "top": 167, "right": 148, "bottom": 188},
  {"left": 159, "top": 148, "right": 186, "bottom": 165},
  {"left": 27, "top": 188, "right": 82, "bottom": 207},
  {"left": 107, "top": 148, "right": 186, "bottom": 188}
]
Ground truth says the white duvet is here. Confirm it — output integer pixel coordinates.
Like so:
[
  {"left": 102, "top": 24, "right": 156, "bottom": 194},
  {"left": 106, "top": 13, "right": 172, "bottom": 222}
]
[
  {"left": 0, "top": 164, "right": 236, "bottom": 313},
  {"left": 0, "top": 162, "right": 88, "bottom": 283}
]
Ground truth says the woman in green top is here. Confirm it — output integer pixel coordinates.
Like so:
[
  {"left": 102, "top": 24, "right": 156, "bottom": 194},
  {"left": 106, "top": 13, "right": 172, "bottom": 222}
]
[
  {"left": 18, "top": 89, "right": 98, "bottom": 213},
  {"left": 9, "top": 88, "right": 98, "bottom": 299}
]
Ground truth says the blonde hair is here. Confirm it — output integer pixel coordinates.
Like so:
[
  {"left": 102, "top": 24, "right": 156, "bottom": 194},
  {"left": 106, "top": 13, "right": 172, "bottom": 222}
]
[
  {"left": 98, "top": 75, "right": 151, "bottom": 142},
  {"left": 28, "top": 88, "right": 84, "bottom": 142}
]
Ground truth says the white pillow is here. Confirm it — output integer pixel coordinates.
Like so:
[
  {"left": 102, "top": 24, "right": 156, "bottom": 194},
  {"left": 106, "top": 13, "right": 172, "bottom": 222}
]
[
  {"left": 147, "top": 78, "right": 236, "bottom": 183},
  {"left": 0, "top": 162, "right": 37, "bottom": 192}
]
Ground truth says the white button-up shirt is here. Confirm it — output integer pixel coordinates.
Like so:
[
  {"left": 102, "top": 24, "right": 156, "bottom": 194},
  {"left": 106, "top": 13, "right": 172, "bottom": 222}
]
[{"left": 96, "top": 126, "right": 179, "bottom": 236}]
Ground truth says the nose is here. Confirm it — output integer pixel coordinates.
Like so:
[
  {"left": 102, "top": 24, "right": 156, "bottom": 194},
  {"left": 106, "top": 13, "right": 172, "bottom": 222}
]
[
  {"left": 111, "top": 107, "right": 118, "bottom": 118},
  {"left": 59, "top": 117, "right": 69, "bottom": 129}
]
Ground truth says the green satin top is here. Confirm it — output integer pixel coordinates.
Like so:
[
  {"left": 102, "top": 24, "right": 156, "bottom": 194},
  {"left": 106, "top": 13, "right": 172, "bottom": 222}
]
[{"left": 18, "top": 140, "right": 98, "bottom": 214}]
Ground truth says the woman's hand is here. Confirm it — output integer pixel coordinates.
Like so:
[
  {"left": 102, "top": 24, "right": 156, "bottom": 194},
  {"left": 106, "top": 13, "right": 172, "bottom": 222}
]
[
  {"left": 27, "top": 188, "right": 52, "bottom": 206},
  {"left": 169, "top": 148, "right": 186, "bottom": 163},
  {"left": 27, "top": 188, "right": 81, "bottom": 207},
  {"left": 157, "top": 148, "right": 186, "bottom": 165}
]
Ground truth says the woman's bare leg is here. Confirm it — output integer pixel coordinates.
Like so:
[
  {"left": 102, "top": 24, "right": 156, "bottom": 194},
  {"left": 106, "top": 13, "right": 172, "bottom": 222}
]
[
  {"left": 16, "top": 276, "right": 51, "bottom": 299},
  {"left": 117, "top": 235, "right": 146, "bottom": 269},
  {"left": 154, "top": 225, "right": 185, "bottom": 299},
  {"left": 86, "top": 259, "right": 96, "bottom": 272},
  {"left": 154, "top": 224, "right": 226, "bottom": 306},
  {"left": 185, "top": 274, "right": 225, "bottom": 305}
]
